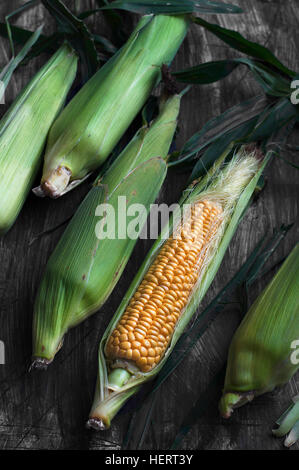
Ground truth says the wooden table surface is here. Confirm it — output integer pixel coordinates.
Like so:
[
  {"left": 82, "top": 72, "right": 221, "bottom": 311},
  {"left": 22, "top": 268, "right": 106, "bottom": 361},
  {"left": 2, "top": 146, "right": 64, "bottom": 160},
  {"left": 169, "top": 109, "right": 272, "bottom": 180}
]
[{"left": 0, "top": 0, "right": 298, "bottom": 451}]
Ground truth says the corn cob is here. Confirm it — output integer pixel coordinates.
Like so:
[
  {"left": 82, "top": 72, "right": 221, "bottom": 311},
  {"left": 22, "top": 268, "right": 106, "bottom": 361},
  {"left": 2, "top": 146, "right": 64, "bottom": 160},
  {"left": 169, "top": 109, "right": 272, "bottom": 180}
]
[
  {"left": 0, "top": 44, "right": 77, "bottom": 234},
  {"left": 106, "top": 200, "right": 223, "bottom": 373},
  {"left": 33, "top": 14, "right": 189, "bottom": 198},
  {"left": 88, "top": 145, "right": 269, "bottom": 430},
  {"left": 32, "top": 92, "right": 181, "bottom": 368},
  {"left": 219, "top": 244, "right": 299, "bottom": 419}
]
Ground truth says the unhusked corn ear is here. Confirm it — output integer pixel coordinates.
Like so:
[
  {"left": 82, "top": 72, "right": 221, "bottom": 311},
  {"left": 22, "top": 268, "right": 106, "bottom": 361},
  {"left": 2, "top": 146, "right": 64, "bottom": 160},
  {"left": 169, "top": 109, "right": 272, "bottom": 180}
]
[
  {"left": 35, "top": 14, "right": 189, "bottom": 198},
  {"left": 219, "top": 243, "right": 299, "bottom": 419},
  {"left": 105, "top": 199, "right": 223, "bottom": 372},
  {"left": 0, "top": 43, "right": 77, "bottom": 233}
]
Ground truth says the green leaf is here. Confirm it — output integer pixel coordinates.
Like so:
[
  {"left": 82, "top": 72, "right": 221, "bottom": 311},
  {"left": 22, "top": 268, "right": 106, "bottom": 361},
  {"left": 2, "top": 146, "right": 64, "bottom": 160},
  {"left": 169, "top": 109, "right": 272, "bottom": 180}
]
[
  {"left": 102, "top": 0, "right": 243, "bottom": 15},
  {"left": 188, "top": 117, "right": 258, "bottom": 182},
  {"left": 4, "top": 0, "right": 39, "bottom": 57},
  {"left": 174, "top": 59, "right": 239, "bottom": 84},
  {"left": 246, "top": 224, "right": 294, "bottom": 286},
  {"left": 91, "top": 34, "right": 117, "bottom": 55},
  {"left": 41, "top": 0, "right": 99, "bottom": 81},
  {"left": 248, "top": 97, "right": 298, "bottom": 142},
  {"left": 0, "top": 25, "right": 43, "bottom": 101},
  {"left": 169, "top": 94, "right": 268, "bottom": 168},
  {"left": 0, "top": 22, "right": 62, "bottom": 61},
  {"left": 193, "top": 16, "right": 296, "bottom": 79},
  {"left": 174, "top": 58, "right": 291, "bottom": 97},
  {"left": 237, "top": 58, "right": 291, "bottom": 97},
  {"left": 0, "top": 21, "right": 116, "bottom": 64}
]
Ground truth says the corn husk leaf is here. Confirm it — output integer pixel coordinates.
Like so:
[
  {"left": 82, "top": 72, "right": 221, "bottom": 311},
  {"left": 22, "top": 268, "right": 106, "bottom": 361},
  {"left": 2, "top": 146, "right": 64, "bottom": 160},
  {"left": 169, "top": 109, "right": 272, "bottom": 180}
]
[
  {"left": 174, "top": 57, "right": 291, "bottom": 97},
  {"left": 81, "top": 0, "right": 126, "bottom": 49},
  {"left": 0, "top": 24, "right": 115, "bottom": 65},
  {"left": 169, "top": 16, "right": 299, "bottom": 172},
  {"left": 101, "top": 0, "right": 243, "bottom": 15},
  {"left": 3, "top": 0, "right": 39, "bottom": 57},
  {"left": 193, "top": 16, "right": 295, "bottom": 79},
  {"left": 170, "top": 94, "right": 298, "bottom": 175},
  {"left": 168, "top": 94, "right": 268, "bottom": 169}
]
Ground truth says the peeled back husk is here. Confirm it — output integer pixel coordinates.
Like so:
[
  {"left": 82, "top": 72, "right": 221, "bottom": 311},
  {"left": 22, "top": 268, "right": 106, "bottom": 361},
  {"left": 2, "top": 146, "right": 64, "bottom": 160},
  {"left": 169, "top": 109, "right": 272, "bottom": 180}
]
[
  {"left": 0, "top": 44, "right": 77, "bottom": 234},
  {"left": 219, "top": 243, "right": 299, "bottom": 419},
  {"left": 87, "top": 145, "right": 270, "bottom": 430},
  {"left": 34, "top": 14, "right": 189, "bottom": 198},
  {"left": 273, "top": 395, "right": 299, "bottom": 447},
  {"left": 32, "top": 93, "right": 181, "bottom": 368}
]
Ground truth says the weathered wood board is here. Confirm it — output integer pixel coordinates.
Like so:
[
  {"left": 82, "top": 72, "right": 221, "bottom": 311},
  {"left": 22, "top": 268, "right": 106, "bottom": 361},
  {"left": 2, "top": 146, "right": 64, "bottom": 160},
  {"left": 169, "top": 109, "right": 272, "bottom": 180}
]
[{"left": 0, "top": 0, "right": 298, "bottom": 450}]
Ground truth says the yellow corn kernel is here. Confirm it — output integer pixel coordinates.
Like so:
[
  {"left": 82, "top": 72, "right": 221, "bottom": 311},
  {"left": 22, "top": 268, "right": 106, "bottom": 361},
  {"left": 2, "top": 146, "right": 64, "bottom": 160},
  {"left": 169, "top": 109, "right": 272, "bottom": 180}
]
[{"left": 105, "top": 199, "right": 223, "bottom": 372}]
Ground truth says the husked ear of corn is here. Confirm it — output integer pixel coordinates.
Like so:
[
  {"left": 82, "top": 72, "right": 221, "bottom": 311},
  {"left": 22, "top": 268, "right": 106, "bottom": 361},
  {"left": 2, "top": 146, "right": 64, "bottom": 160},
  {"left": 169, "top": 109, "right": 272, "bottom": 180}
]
[
  {"left": 219, "top": 244, "right": 299, "bottom": 419},
  {"left": 33, "top": 14, "right": 189, "bottom": 198},
  {"left": 32, "top": 93, "right": 181, "bottom": 369},
  {"left": 88, "top": 145, "right": 269, "bottom": 430},
  {"left": 0, "top": 44, "right": 77, "bottom": 234}
]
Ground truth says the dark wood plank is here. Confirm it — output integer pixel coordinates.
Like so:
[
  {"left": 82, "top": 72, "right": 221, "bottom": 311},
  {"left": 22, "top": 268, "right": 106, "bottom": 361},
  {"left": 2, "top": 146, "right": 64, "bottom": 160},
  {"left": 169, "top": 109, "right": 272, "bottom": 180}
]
[{"left": 0, "top": 0, "right": 298, "bottom": 450}]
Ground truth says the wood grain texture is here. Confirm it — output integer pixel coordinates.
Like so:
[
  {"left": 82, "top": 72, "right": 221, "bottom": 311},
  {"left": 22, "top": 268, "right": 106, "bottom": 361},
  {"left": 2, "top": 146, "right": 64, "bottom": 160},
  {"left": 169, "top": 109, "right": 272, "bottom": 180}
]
[{"left": 0, "top": 0, "right": 298, "bottom": 450}]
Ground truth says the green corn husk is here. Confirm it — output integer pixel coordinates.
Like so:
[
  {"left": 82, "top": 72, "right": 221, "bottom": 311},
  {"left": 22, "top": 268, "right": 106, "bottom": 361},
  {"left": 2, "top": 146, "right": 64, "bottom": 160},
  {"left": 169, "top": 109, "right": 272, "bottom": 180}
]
[
  {"left": 32, "top": 92, "right": 181, "bottom": 368},
  {"left": 33, "top": 14, "right": 189, "bottom": 198},
  {"left": 273, "top": 395, "right": 299, "bottom": 448},
  {"left": 219, "top": 244, "right": 299, "bottom": 419},
  {"left": 0, "top": 43, "right": 78, "bottom": 234},
  {"left": 87, "top": 145, "right": 270, "bottom": 430}
]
